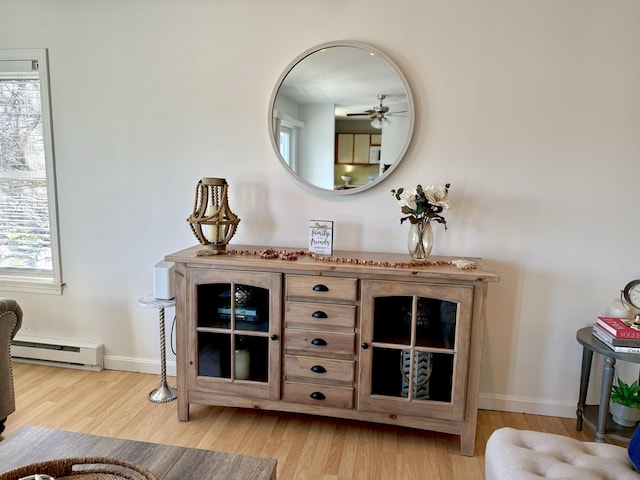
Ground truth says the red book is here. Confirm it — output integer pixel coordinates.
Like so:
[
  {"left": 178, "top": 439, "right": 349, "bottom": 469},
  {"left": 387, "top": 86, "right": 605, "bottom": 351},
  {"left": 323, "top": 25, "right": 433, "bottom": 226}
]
[
  {"left": 596, "top": 316, "right": 640, "bottom": 339},
  {"left": 593, "top": 323, "right": 640, "bottom": 347}
]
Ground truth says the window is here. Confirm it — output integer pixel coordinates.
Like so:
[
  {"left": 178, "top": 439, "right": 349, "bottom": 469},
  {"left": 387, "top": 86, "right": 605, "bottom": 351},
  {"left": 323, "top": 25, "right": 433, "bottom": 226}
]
[
  {"left": 279, "top": 126, "right": 292, "bottom": 165},
  {"left": 279, "top": 123, "right": 298, "bottom": 171},
  {"left": 0, "top": 49, "right": 62, "bottom": 294}
]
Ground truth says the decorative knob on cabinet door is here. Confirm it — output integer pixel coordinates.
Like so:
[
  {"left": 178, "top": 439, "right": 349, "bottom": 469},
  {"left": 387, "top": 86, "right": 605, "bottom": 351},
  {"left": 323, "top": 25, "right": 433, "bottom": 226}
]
[{"left": 361, "top": 342, "right": 369, "bottom": 349}]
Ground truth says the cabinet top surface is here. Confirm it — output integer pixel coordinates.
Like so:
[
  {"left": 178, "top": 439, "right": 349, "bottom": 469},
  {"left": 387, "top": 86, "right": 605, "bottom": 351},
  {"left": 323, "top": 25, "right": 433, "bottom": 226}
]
[{"left": 165, "top": 245, "right": 499, "bottom": 283}]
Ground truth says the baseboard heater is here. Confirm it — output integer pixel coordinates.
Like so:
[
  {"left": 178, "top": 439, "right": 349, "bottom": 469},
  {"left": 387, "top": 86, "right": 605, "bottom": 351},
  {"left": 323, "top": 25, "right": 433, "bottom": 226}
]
[{"left": 11, "top": 335, "right": 104, "bottom": 371}]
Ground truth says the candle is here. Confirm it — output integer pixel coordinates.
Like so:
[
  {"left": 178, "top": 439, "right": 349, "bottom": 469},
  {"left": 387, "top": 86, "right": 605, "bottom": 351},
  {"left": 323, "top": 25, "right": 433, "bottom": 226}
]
[
  {"left": 203, "top": 203, "right": 216, "bottom": 243},
  {"left": 235, "top": 348, "right": 250, "bottom": 380},
  {"left": 609, "top": 299, "right": 633, "bottom": 319}
]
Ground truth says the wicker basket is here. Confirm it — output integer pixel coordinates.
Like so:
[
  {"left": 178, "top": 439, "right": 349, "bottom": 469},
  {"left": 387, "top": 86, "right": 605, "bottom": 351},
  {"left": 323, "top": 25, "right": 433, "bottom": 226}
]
[{"left": 0, "top": 457, "right": 158, "bottom": 480}]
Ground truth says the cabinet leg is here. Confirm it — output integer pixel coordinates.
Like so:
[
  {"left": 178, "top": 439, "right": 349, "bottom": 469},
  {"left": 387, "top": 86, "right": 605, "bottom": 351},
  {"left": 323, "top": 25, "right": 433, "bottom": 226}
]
[
  {"left": 576, "top": 347, "right": 593, "bottom": 431},
  {"left": 596, "top": 356, "right": 616, "bottom": 443},
  {"left": 178, "top": 400, "right": 190, "bottom": 422},
  {"left": 460, "top": 422, "right": 476, "bottom": 456}
]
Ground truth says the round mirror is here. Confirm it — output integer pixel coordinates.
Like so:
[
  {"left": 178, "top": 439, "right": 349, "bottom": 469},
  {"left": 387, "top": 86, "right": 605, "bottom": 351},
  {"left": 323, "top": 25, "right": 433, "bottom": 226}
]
[{"left": 269, "top": 41, "right": 415, "bottom": 195}]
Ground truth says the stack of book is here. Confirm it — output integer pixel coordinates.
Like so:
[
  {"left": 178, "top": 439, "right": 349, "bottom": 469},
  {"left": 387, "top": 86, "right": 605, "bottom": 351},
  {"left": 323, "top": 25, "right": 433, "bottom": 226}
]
[{"left": 592, "top": 316, "right": 640, "bottom": 353}]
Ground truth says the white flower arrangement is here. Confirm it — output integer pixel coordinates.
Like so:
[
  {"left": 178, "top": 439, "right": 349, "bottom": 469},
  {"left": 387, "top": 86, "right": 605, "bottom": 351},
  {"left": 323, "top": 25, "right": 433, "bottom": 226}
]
[{"left": 391, "top": 183, "right": 451, "bottom": 228}]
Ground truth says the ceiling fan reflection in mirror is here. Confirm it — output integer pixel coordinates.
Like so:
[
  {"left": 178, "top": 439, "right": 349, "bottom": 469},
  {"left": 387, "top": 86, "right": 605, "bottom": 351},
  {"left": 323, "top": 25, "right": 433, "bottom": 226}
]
[{"left": 346, "top": 94, "right": 407, "bottom": 129}]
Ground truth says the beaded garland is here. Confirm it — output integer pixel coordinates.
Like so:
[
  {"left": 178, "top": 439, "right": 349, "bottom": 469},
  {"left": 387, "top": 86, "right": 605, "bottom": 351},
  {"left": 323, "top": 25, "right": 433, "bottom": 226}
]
[{"left": 195, "top": 247, "right": 476, "bottom": 270}]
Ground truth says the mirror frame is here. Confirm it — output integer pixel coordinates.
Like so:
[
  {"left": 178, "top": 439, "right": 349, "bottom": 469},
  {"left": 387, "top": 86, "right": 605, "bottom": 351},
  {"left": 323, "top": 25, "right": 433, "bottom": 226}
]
[{"left": 268, "top": 41, "right": 415, "bottom": 195}]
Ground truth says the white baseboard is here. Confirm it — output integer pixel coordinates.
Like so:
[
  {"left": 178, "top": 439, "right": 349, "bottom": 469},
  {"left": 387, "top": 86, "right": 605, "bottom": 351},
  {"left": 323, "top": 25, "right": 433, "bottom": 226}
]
[
  {"left": 479, "top": 392, "right": 577, "bottom": 418},
  {"left": 104, "top": 355, "right": 176, "bottom": 377}
]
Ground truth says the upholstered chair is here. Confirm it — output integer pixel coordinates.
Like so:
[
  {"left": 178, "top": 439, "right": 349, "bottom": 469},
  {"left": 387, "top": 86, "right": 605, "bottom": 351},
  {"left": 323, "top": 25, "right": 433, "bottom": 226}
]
[
  {"left": 485, "top": 427, "right": 640, "bottom": 479},
  {"left": 0, "top": 297, "right": 22, "bottom": 435}
]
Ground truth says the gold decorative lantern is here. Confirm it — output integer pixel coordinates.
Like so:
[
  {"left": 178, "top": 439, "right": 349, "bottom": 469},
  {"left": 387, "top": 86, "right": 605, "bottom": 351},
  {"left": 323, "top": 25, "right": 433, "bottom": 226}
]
[{"left": 187, "top": 177, "right": 240, "bottom": 250}]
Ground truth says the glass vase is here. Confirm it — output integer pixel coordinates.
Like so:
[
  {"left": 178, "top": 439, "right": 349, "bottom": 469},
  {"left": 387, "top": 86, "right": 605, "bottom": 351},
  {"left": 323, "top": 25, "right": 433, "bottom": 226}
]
[{"left": 407, "top": 220, "right": 433, "bottom": 260}]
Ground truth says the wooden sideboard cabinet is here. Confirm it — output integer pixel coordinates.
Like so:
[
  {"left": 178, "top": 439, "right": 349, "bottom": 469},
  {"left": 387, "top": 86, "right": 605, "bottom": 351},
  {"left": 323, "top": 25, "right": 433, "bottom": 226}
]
[{"left": 165, "top": 245, "right": 499, "bottom": 456}]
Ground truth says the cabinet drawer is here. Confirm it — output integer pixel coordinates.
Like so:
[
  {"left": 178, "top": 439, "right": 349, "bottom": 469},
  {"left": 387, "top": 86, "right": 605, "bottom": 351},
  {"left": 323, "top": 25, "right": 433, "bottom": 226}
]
[
  {"left": 283, "top": 381, "right": 354, "bottom": 409},
  {"left": 286, "top": 275, "right": 358, "bottom": 302},
  {"left": 285, "top": 301, "right": 356, "bottom": 329},
  {"left": 285, "top": 329, "right": 355, "bottom": 356},
  {"left": 284, "top": 354, "right": 355, "bottom": 383}
]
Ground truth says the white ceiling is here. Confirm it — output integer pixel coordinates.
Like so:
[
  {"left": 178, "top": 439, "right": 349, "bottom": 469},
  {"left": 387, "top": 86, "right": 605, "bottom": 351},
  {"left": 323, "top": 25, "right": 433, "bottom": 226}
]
[{"left": 276, "top": 44, "right": 410, "bottom": 119}]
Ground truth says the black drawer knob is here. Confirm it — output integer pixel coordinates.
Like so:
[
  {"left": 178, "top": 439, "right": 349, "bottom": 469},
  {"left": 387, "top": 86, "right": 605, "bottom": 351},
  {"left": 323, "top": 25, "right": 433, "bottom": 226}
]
[
  {"left": 311, "top": 365, "right": 326, "bottom": 374},
  {"left": 270, "top": 334, "right": 278, "bottom": 341},
  {"left": 310, "top": 391, "right": 326, "bottom": 400},
  {"left": 313, "top": 284, "right": 329, "bottom": 292},
  {"left": 361, "top": 342, "right": 369, "bottom": 350},
  {"left": 312, "top": 311, "right": 328, "bottom": 319},
  {"left": 311, "top": 338, "right": 327, "bottom": 346}
]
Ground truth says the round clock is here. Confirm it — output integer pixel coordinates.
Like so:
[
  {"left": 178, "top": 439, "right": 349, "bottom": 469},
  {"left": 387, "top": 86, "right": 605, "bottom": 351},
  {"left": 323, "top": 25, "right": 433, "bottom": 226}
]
[{"left": 621, "top": 279, "right": 640, "bottom": 312}]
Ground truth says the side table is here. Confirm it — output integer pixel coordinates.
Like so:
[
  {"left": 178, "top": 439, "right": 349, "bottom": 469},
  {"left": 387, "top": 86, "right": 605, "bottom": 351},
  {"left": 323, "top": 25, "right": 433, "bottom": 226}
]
[
  {"left": 576, "top": 326, "right": 640, "bottom": 442},
  {"left": 138, "top": 295, "right": 177, "bottom": 403}
]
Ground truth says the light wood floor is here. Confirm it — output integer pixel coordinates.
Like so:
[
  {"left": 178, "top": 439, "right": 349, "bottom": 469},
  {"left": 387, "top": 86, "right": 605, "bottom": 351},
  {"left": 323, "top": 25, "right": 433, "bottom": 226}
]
[{"left": 3, "top": 363, "right": 595, "bottom": 479}]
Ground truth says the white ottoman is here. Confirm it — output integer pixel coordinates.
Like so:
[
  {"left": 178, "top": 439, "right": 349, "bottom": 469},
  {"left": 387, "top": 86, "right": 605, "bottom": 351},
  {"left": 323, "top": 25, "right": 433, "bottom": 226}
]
[{"left": 485, "top": 427, "right": 640, "bottom": 480}]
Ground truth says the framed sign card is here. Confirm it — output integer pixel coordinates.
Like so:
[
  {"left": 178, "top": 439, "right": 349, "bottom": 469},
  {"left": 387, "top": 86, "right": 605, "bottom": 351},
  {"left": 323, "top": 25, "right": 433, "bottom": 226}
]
[{"left": 309, "top": 220, "right": 333, "bottom": 255}]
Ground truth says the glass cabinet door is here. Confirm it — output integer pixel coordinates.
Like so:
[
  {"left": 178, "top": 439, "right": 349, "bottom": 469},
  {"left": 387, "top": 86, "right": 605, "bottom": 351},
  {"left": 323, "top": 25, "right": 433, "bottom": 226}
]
[
  {"left": 359, "top": 280, "right": 473, "bottom": 420},
  {"left": 188, "top": 268, "right": 281, "bottom": 400}
]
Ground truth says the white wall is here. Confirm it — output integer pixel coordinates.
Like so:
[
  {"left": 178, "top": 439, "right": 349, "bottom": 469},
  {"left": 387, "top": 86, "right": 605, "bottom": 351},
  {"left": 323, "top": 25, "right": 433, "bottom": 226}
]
[
  {"left": 381, "top": 101, "right": 410, "bottom": 167},
  {"left": 1, "top": 0, "right": 639, "bottom": 418},
  {"left": 299, "top": 103, "right": 335, "bottom": 189}
]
